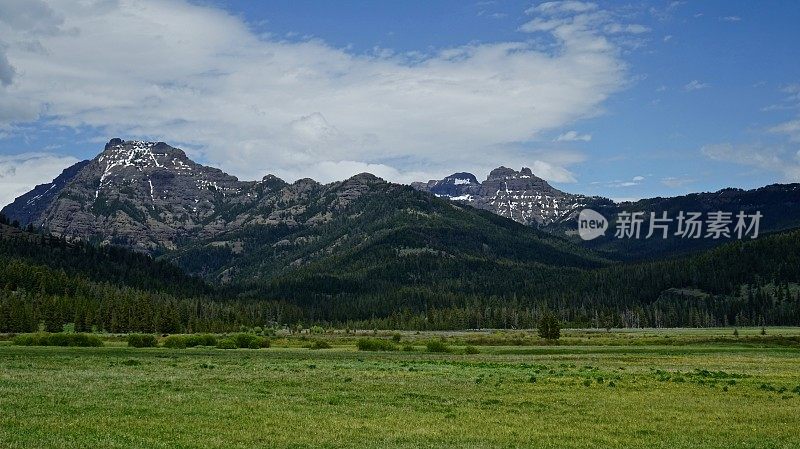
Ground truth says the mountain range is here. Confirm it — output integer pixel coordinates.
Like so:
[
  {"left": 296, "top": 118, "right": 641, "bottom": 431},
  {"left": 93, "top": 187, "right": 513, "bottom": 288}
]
[
  {"left": 414, "top": 169, "right": 800, "bottom": 259},
  {"left": 5, "top": 139, "right": 800, "bottom": 265},
  {"left": 2, "top": 139, "right": 602, "bottom": 285},
  {"left": 2, "top": 138, "right": 800, "bottom": 329}
]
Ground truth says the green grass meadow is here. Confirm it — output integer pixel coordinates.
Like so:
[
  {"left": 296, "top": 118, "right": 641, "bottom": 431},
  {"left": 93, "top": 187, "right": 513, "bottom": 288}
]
[{"left": 1, "top": 328, "right": 799, "bottom": 448}]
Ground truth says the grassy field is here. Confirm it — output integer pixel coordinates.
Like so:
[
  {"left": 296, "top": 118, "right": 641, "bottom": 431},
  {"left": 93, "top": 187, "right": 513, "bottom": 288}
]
[{"left": 1, "top": 328, "right": 799, "bottom": 448}]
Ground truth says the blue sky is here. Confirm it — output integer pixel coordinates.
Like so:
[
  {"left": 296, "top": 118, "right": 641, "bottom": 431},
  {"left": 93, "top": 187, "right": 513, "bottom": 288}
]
[{"left": 0, "top": 0, "right": 799, "bottom": 206}]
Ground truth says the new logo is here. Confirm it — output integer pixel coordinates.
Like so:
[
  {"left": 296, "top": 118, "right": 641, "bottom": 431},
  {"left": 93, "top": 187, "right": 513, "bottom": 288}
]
[{"left": 578, "top": 209, "right": 608, "bottom": 241}]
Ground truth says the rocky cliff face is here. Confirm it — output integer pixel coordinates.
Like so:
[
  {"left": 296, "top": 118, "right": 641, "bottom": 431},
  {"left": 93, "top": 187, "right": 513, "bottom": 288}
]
[
  {"left": 2, "top": 159, "right": 91, "bottom": 226},
  {"left": 21, "top": 139, "right": 245, "bottom": 251},
  {"left": 1, "top": 139, "right": 391, "bottom": 252},
  {"left": 412, "top": 167, "right": 592, "bottom": 226}
]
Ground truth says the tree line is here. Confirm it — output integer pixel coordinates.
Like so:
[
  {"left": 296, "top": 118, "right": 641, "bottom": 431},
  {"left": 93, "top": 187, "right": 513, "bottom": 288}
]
[{"left": 1, "top": 219, "right": 800, "bottom": 332}]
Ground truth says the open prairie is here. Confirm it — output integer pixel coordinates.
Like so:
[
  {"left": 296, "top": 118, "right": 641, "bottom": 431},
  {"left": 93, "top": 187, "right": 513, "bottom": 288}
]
[{"left": 1, "top": 328, "right": 799, "bottom": 449}]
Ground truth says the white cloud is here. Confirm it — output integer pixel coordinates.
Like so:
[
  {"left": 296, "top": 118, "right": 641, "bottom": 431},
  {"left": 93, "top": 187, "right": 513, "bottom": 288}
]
[
  {"left": 660, "top": 176, "right": 694, "bottom": 188},
  {"left": 702, "top": 143, "right": 800, "bottom": 181},
  {"left": 528, "top": 160, "right": 578, "bottom": 183},
  {"left": 0, "top": 152, "right": 80, "bottom": 207},
  {"left": 770, "top": 119, "right": 800, "bottom": 142},
  {"left": 526, "top": 1, "right": 599, "bottom": 15},
  {"left": 721, "top": 16, "right": 742, "bottom": 22},
  {"left": 0, "top": 0, "right": 632, "bottom": 186},
  {"left": 684, "top": 80, "right": 709, "bottom": 91},
  {"left": 601, "top": 175, "right": 645, "bottom": 188},
  {"left": 604, "top": 24, "right": 649, "bottom": 34},
  {"left": 555, "top": 130, "right": 592, "bottom": 142},
  {"left": 766, "top": 85, "right": 800, "bottom": 142}
]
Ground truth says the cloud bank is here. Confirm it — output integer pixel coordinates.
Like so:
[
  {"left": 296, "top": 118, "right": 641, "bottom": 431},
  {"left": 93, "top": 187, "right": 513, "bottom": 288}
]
[{"left": 0, "top": 0, "right": 636, "bottom": 191}]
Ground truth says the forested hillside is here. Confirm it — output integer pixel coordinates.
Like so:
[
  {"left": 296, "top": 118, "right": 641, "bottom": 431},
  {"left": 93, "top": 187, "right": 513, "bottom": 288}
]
[
  {"left": 3, "top": 212, "right": 798, "bottom": 331},
  {"left": 167, "top": 179, "right": 606, "bottom": 283},
  {"left": 237, "top": 227, "right": 800, "bottom": 328},
  {"left": 0, "top": 220, "right": 209, "bottom": 297}
]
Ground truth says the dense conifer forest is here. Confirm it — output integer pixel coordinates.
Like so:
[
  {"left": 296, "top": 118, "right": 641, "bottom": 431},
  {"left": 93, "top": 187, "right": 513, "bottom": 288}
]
[{"left": 2, "top": 211, "right": 799, "bottom": 331}]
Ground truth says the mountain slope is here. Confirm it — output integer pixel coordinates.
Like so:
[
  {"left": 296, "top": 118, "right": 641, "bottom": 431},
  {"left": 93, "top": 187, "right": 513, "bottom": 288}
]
[
  {"left": 167, "top": 174, "right": 606, "bottom": 285},
  {"left": 562, "top": 183, "right": 800, "bottom": 260},
  {"left": 413, "top": 169, "right": 800, "bottom": 260},
  {"left": 0, "top": 222, "right": 210, "bottom": 297},
  {"left": 2, "top": 207, "right": 799, "bottom": 329},
  {"left": 2, "top": 159, "right": 90, "bottom": 226},
  {"left": 2, "top": 139, "right": 603, "bottom": 284}
]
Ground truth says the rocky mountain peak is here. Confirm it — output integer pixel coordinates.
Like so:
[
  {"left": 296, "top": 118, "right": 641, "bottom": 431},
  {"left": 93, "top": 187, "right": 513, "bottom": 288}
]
[
  {"left": 413, "top": 166, "right": 586, "bottom": 226},
  {"left": 261, "top": 174, "right": 283, "bottom": 183},
  {"left": 486, "top": 166, "right": 518, "bottom": 181},
  {"left": 343, "top": 172, "right": 385, "bottom": 185},
  {"left": 486, "top": 166, "right": 544, "bottom": 182},
  {"left": 98, "top": 139, "right": 190, "bottom": 169},
  {"left": 292, "top": 178, "right": 321, "bottom": 190}
]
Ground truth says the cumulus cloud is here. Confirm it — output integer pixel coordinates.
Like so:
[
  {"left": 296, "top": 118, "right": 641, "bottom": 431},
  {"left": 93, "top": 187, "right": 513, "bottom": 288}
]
[
  {"left": 598, "top": 175, "right": 645, "bottom": 188},
  {"left": 766, "top": 84, "right": 800, "bottom": 142},
  {"left": 0, "top": 152, "right": 80, "bottom": 207},
  {"left": 684, "top": 80, "right": 709, "bottom": 91},
  {"left": 604, "top": 24, "right": 649, "bottom": 34},
  {"left": 555, "top": 130, "right": 591, "bottom": 142},
  {"left": 702, "top": 143, "right": 800, "bottom": 181},
  {"left": 770, "top": 120, "right": 800, "bottom": 142},
  {"left": 660, "top": 176, "right": 694, "bottom": 188},
  {"left": 0, "top": 0, "right": 633, "bottom": 185}
]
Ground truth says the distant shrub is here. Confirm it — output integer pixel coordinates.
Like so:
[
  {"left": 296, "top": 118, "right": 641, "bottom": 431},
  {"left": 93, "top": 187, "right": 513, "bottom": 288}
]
[
  {"left": 162, "top": 335, "right": 188, "bottom": 349},
  {"left": 185, "top": 334, "right": 217, "bottom": 347},
  {"left": 310, "top": 325, "right": 325, "bottom": 334},
  {"left": 309, "top": 340, "right": 331, "bottom": 350},
  {"left": 162, "top": 334, "right": 218, "bottom": 349},
  {"left": 12, "top": 333, "right": 102, "bottom": 347},
  {"left": 11, "top": 334, "right": 36, "bottom": 346},
  {"left": 232, "top": 333, "right": 266, "bottom": 349},
  {"left": 464, "top": 345, "right": 479, "bottom": 355},
  {"left": 392, "top": 333, "right": 402, "bottom": 342},
  {"left": 216, "top": 338, "right": 237, "bottom": 349},
  {"left": 426, "top": 340, "right": 450, "bottom": 353},
  {"left": 356, "top": 338, "right": 397, "bottom": 351},
  {"left": 402, "top": 344, "right": 415, "bottom": 352},
  {"left": 127, "top": 334, "right": 158, "bottom": 348}
]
